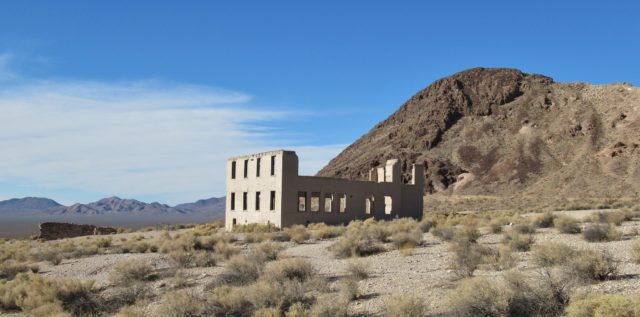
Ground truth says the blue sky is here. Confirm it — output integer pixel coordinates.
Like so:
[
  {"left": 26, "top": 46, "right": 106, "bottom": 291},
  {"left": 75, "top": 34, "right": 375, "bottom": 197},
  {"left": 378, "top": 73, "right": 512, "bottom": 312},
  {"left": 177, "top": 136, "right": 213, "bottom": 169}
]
[{"left": 0, "top": 1, "right": 638, "bottom": 205}]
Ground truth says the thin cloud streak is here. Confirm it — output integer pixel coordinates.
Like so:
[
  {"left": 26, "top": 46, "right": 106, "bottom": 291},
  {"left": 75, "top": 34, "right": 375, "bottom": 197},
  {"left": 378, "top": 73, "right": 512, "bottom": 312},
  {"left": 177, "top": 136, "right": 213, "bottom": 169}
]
[{"left": 0, "top": 77, "right": 344, "bottom": 205}]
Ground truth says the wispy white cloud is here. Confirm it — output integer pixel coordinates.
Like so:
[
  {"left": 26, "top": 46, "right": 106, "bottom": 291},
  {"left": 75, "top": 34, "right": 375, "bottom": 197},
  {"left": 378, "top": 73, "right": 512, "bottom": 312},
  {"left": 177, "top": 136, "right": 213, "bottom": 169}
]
[
  {"left": 0, "top": 61, "right": 344, "bottom": 204},
  {"left": 0, "top": 53, "right": 17, "bottom": 81}
]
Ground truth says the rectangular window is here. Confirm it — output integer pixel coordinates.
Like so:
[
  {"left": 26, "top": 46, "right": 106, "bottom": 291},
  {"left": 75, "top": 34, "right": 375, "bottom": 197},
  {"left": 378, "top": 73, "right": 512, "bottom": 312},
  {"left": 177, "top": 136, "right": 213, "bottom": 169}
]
[
  {"left": 256, "top": 158, "right": 261, "bottom": 177},
  {"left": 243, "top": 192, "right": 248, "bottom": 211},
  {"left": 270, "top": 155, "right": 276, "bottom": 176},
  {"left": 339, "top": 194, "right": 346, "bottom": 213},
  {"left": 384, "top": 196, "right": 392, "bottom": 214},
  {"left": 231, "top": 161, "right": 236, "bottom": 179},
  {"left": 270, "top": 191, "right": 276, "bottom": 210},
  {"left": 297, "top": 192, "right": 307, "bottom": 212},
  {"left": 324, "top": 193, "right": 333, "bottom": 213},
  {"left": 310, "top": 192, "right": 320, "bottom": 212},
  {"left": 243, "top": 160, "right": 249, "bottom": 178},
  {"left": 230, "top": 192, "right": 235, "bottom": 211},
  {"left": 365, "top": 195, "right": 374, "bottom": 214},
  {"left": 255, "top": 191, "right": 261, "bottom": 211}
]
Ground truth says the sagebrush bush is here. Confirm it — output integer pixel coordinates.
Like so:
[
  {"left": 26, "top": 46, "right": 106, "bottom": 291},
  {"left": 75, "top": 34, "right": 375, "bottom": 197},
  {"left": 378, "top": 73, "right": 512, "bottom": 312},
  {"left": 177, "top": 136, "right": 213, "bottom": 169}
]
[
  {"left": 532, "top": 242, "right": 574, "bottom": 267},
  {"left": 263, "top": 258, "right": 314, "bottom": 283},
  {"left": 308, "top": 223, "right": 346, "bottom": 240},
  {"left": 109, "top": 260, "right": 153, "bottom": 286},
  {"left": 565, "top": 249, "right": 618, "bottom": 282},
  {"left": 329, "top": 225, "right": 383, "bottom": 258},
  {"left": 502, "top": 231, "right": 534, "bottom": 252},
  {"left": 214, "top": 241, "right": 240, "bottom": 260},
  {"left": 449, "top": 240, "right": 487, "bottom": 278},
  {"left": 512, "top": 223, "right": 536, "bottom": 234},
  {"left": 345, "top": 259, "right": 369, "bottom": 280},
  {"left": 632, "top": 240, "right": 640, "bottom": 264},
  {"left": 481, "top": 245, "right": 519, "bottom": 271},
  {"left": 419, "top": 216, "right": 438, "bottom": 233},
  {"left": 156, "top": 290, "right": 206, "bottom": 317},
  {"left": 232, "top": 223, "right": 280, "bottom": 233},
  {"left": 532, "top": 212, "right": 555, "bottom": 228},
  {"left": 336, "top": 278, "right": 359, "bottom": 301},
  {"left": 285, "top": 302, "right": 309, "bottom": 317},
  {"left": 488, "top": 219, "right": 504, "bottom": 234},
  {"left": 0, "top": 260, "right": 39, "bottom": 280},
  {"left": 583, "top": 223, "right": 622, "bottom": 242},
  {"left": 430, "top": 224, "right": 456, "bottom": 241},
  {"left": 454, "top": 225, "right": 481, "bottom": 243},
  {"left": 251, "top": 241, "right": 284, "bottom": 262},
  {"left": 554, "top": 216, "right": 582, "bottom": 234},
  {"left": 391, "top": 229, "right": 423, "bottom": 250},
  {"left": 215, "top": 254, "right": 263, "bottom": 286},
  {"left": 289, "top": 226, "right": 311, "bottom": 244},
  {"left": 309, "top": 294, "right": 349, "bottom": 317},
  {"left": 0, "top": 273, "right": 95, "bottom": 315},
  {"left": 387, "top": 295, "right": 427, "bottom": 317},
  {"left": 565, "top": 293, "right": 636, "bottom": 317}
]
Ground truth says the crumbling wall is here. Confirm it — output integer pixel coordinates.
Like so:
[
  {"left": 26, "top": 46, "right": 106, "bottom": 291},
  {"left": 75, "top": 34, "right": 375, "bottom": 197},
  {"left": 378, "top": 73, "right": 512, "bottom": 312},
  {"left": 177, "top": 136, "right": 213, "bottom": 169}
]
[{"left": 38, "top": 222, "right": 117, "bottom": 240}]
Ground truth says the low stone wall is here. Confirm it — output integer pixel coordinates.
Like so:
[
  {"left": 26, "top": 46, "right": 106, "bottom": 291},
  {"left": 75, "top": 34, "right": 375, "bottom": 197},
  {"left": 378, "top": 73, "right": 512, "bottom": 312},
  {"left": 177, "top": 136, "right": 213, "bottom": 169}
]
[{"left": 38, "top": 222, "right": 117, "bottom": 240}]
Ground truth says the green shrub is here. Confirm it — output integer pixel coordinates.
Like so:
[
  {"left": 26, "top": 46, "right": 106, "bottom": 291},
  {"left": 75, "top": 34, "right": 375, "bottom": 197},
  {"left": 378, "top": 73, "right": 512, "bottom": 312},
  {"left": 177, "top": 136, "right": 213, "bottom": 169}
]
[
  {"left": 554, "top": 216, "right": 582, "bottom": 234},
  {"left": 531, "top": 242, "right": 574, "bottom": 267},
  {"left": 387, "top": 295, "right": 427, "bottom": 317}
]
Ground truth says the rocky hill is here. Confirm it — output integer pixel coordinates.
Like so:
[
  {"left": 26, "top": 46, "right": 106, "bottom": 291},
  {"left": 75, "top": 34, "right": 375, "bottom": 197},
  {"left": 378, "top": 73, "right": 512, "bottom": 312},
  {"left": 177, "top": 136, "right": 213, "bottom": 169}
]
[
  {"left": 0, "top": 196, "right": 226, "bottom": 217},
  {"left": 0, "top": 197, "right": 62, "bottom": 213},
  {"left": 317, "top": 68, "right": 640, "bottom": 205}
]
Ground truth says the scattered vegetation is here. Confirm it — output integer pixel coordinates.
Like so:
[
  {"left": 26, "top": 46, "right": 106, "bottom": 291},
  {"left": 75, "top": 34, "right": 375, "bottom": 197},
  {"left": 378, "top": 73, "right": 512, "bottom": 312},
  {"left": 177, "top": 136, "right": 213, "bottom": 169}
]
[
  {"left": 565, "top": 249, "right": 618, "bottom": 282},
  {"left": 387, "top": 295, "right": 428, "bottom": 317},
  {"left": 565, "top": 293, "right": 638, "bottom": 317},
  {"left": 532, "top": 242, "right": 574, "bottom": 267},
  {"left": 554, "top": 216, "right": 582, "bottom": 234},
  {"left": 109, "top": 260, "right": 154, "bottom": 286},
  {"left": 583, "top": 223, "right": 622, "bottom": 242},
  {"left": 345, "top": 259, "right": 370, "bottom": 280}
]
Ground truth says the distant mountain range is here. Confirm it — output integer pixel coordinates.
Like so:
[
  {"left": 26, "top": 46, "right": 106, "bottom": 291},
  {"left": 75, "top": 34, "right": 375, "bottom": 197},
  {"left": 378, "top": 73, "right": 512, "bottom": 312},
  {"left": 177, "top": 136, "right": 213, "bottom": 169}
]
[{"left": 0, "top": 196, "right": 225, "bottom": 219}]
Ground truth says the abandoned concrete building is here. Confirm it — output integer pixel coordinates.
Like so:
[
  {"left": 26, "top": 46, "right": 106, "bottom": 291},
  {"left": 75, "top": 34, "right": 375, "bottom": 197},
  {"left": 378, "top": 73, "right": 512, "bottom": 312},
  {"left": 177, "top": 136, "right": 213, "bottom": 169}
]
[{"left": 224, "top": 150, "right": 424, "bottom": 230}]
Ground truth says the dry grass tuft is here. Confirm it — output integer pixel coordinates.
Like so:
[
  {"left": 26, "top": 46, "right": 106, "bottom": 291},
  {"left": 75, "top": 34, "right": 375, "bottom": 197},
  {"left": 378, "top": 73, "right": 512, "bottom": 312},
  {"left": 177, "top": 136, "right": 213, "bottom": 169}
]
[
  {"left": 583, "top": 223, "right": 622, "bottom": 242},
  {"left": 565, "top": 249, "right": 618, "bottom": 282},
  {"left": 386, "top": 295, "right": 428, "bottom": 317},
  {"left": 565, "top": 293, "right": 636, "bottom": 317},
  {"left": 531, "top": 242, "right": 575, "bottom": 267},
  {"left": 554, "top": 215, "right": 582, "bottom": 234},
  {"left": 109, "top": 260, "right": 153, "bottom": 286},
  {"left": 288, "top": 226, "right": 311, "bottom": 244},
  {"left": 501, "top": 231, "right": 534, "bottom": 252},
  {"left": 345, "top": 259, "right": 369, "bottom": 280}
]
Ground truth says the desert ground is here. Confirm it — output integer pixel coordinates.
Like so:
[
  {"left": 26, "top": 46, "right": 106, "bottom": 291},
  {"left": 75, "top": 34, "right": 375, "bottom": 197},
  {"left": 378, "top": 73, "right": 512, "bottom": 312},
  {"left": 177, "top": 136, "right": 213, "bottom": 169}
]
[{"left": 2, "top": 206, "right": 640, "bottom": 317}]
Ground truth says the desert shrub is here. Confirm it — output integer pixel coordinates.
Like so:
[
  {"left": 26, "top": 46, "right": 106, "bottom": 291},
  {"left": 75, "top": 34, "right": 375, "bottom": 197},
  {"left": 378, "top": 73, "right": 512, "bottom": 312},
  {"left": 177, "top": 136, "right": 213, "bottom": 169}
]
[
  {"left": 309, "top": 294, "right": 349, "bottom": 317},
  {"left": 232, "top": 223, "right": 279, "bottom": 233},
  {"left": 214, "top": 241, "right": 240, "bottom": 260},
  {"left": 329, "top": 225, "right": 383, "bottom": 258},
  {"left": 632, "top": 240, "right": 640, "bottom": 264},
  {"left": 285, "top": 302, "right": 309, "bottom": 317},
  {"left": 565, "top": 249, "right": 618, "bottom": 282},
  {"left": 194, "top": 251, "right": 217, "bottom": 267},
  {"left": 0, "top": 260, "right": 39, "bottom": 280},
  {"left": 488, "top": 219, "right": 504, "bottom": 234},
  {"left": 264, "top": 258, "right": 314, "bottom": 283},
  {"left": 454, "top": 225, "right": 481, "bottom": 243},
  {"left": 532, "top": 212, "right": 555, "bottom": 228},
  {"left": 207, "top": 285, "right": 253, "bottom": 315},
  {"left": 430, "top": 224, "right": 456, "bottom": 241},
  {"left": 245, "top": 232, "right": 268, "bottom": 244},
  {"left": 270, "top": 231, "right": 292, "bottom": 242},
  {"left": 481, "top": 245, "right": 519, "bottom": 271},
  {"left": 532, "top": 242, "right": 574, "bottom": 267},
  {"left": 391, "top": 229, "right": 423, "bottom": 250},
  {"left": 606, "top": 211, "right": 627, "bottom": 226},
  {"left": 216, "top": 254, "right": 263, "bottom": 286},
  {"left": 251, "top": 241, "right": 284, "bottom": 262},
  {"left": 512, "top": 223, "right": 536, "bottom": 234},
  {"left": 289, "top": 226, "right": 311, "bottom": 244},
  {"left": 502, "top": 231, "right": 534, "bottom": 252},
  {"left": 565, "top": 293, "right": 636, "bottom": 317},
  {"left": 419, "top": 216, "right": 438, "bottom": 233},
  {"left": 387, "top": 295, "right": 427, "bottom": 317},
  {"left": 583, "top": 223, "right": 622, "bottom": 242},
  {"left": 109, "top": 260, "right": 153, "bottom": 286},
  {"left": 95, "top": 237, "right": 112, "bottom": 248},
  {"left": 554, "top": 216, "right": 582, "bottom": 234},
  {"left": 345, "top": 259, "right": 369, "bottom": 280},
  {"left": 449, "top": 240, "right": 488, "bottom": 278},
  {"left": 253, "top": 307, "right": 280, "bottom": 317},
  {"left": 156, "top": 290, "right": 206, "bottom": 317},
  {"left": 120, "top": 241, "right": 149, "bottom": 254},
  {"left": 447, "top": 272, "right": 570, "bottom": 317},
  {"left": 308, "top": 223, "right": 346, "bottom": 240},
  {"left": 336, "top": 278, "right": 359, "bottom": 301},
  {"left": 0, "top": 273, "right": 95, "bottom": 315}
]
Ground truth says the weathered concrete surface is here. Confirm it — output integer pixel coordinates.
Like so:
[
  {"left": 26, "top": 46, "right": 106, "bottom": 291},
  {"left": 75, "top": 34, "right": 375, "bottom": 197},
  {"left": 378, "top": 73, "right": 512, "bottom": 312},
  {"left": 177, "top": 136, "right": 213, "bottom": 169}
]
[
  {"left": 225, "top": 150, "right": 424, "bottom": 230},
  {"left": 38, "top": 222, "right": 117, "bottom": 240}
]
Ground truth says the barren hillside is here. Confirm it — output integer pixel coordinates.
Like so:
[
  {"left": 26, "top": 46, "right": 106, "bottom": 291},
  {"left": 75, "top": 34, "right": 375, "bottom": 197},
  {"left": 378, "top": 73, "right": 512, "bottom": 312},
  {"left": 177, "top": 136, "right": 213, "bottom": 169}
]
[{"left": 317, "top": 68, "right": 640, "bottom": 204}]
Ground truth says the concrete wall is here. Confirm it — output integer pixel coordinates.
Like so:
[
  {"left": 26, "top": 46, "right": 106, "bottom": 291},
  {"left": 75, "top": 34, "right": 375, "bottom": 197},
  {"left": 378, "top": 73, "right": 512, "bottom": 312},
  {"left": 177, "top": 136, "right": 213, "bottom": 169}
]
[{"left": 224, "top": 150, "right": 424, "bottom": 230}]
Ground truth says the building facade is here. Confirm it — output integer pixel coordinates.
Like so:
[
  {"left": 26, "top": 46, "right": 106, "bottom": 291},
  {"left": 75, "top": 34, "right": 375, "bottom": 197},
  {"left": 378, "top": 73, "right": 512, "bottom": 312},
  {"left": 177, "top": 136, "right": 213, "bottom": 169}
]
[{"left": 224, "top": 150, "right": 424, "bottom": 230}]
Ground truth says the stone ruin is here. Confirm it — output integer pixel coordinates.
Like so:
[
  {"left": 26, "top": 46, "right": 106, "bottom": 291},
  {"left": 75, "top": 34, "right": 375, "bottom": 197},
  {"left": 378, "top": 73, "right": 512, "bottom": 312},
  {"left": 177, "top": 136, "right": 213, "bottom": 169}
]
[{"left": 38, "top": 222, "right": 117, "bottom": 240}]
